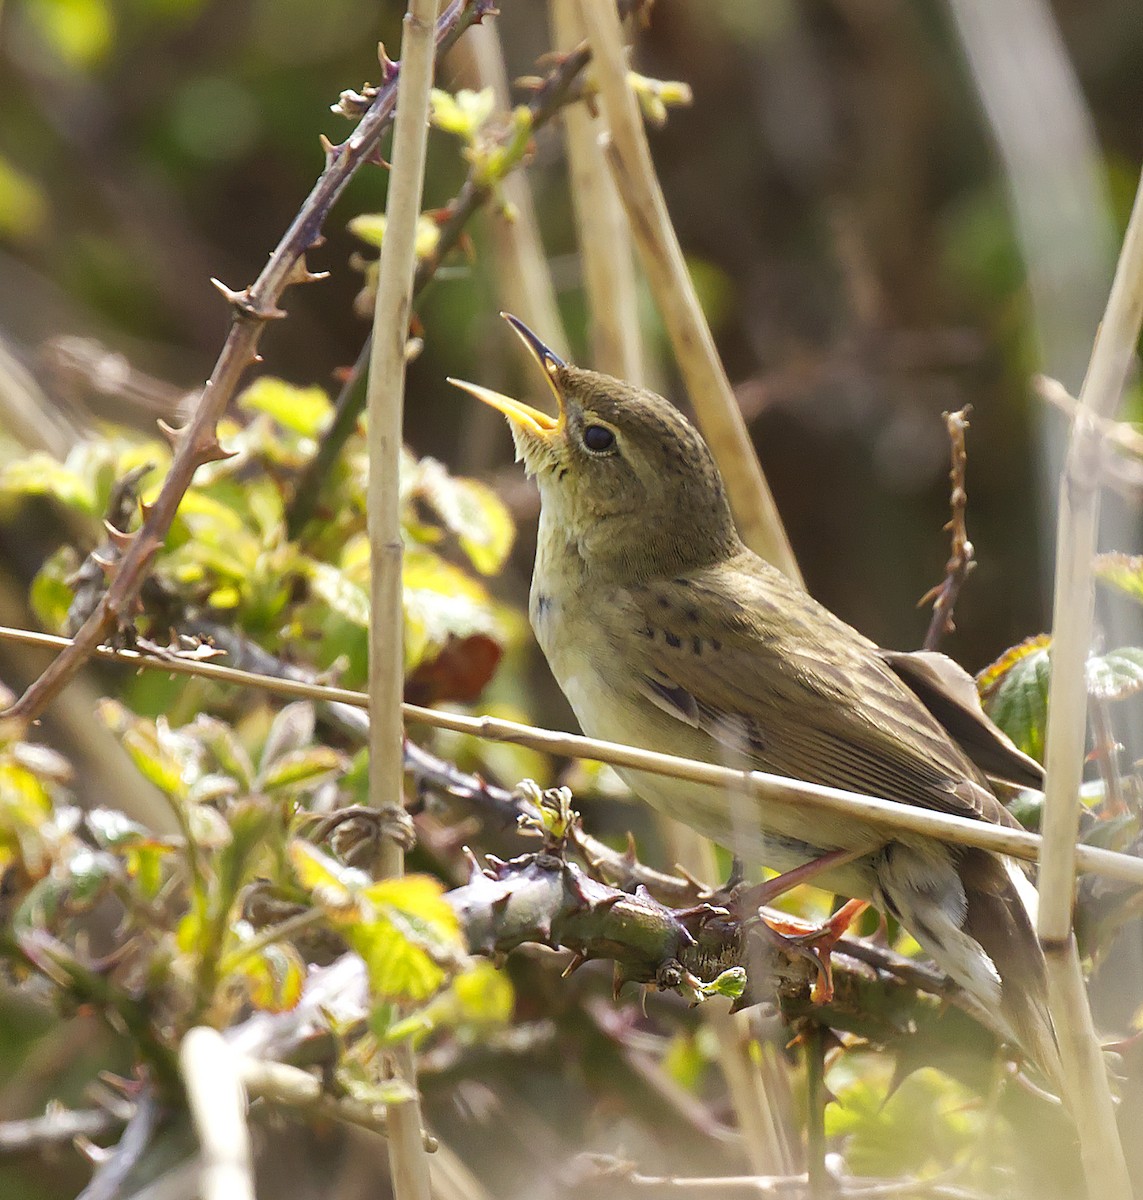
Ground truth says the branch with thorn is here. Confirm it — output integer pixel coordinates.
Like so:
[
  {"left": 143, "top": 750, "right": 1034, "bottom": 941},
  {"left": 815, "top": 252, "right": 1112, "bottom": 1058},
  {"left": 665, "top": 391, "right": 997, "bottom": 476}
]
[
  {"left": 0, "top": 0, "right": 495, "bottom": 725},
  {"left": 920, "top": 407, "right": 975, "bottom": 651}
]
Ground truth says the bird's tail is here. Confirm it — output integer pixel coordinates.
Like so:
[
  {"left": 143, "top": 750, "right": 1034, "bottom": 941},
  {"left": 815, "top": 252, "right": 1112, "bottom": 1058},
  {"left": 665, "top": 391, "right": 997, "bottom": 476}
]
[{"left": 959, "top": 849, "right": 1064, "bottom": 1093}]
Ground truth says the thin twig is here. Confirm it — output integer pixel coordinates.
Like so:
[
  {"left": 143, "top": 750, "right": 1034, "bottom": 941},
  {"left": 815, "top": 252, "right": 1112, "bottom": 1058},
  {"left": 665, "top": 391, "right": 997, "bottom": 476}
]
[
  {"left": 920, "top": 408, "right": 975, "bottom": 651},
  {"left": 1036, "top": 374, "right": 1143, "bottom": 463},
  {"left": 802, "top": 1024, "right": 830, "bottom": 1200},
  {"left": 0, "top": 0, "right": 492, "bottom": 725},
  {"left": 76, "top": 1092, "right": 161, "bottom": 1200},
  {"left": 577, "top": 0, "right": 801, "bottom": 583},
  {"left": 366, "top": 1, "right": 441, "bottom": 1197},
  {"left": 1038, "top": 166, "right": 1143, "bottom": 1198},
  {"left": 0, "top": 1107, "right": 124, "bottom": 1156},
  {"left": 593, "top": 1163, "right": 986, "bottom": 1198},
  {"left": 0, "top": 625, "right": 1141, "bottom": 887},
  {"left": 179, "top": 1028, "right": 255, "bottom": 1200}
]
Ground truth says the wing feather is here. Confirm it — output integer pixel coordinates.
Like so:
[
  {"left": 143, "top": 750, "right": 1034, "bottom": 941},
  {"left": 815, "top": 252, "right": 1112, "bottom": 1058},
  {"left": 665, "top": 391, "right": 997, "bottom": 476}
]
[{"left": 615, "top": 555, "right": 1016, "bottom": 831}]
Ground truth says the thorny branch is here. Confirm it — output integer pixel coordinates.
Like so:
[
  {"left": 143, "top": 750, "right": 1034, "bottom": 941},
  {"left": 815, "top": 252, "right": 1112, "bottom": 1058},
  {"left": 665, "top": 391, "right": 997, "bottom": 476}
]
[
  {"left": 1, "top": 0, "right": 494, "bottom": 724},
  {"left": 921, "top": 407, "right": 976, "bottom": 651}
]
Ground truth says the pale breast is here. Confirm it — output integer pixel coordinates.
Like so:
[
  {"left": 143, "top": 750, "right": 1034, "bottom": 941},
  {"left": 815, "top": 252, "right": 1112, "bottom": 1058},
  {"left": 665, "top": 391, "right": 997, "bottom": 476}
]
[{"left": 531, "top": 578, "right": 883, "bottom": 895}]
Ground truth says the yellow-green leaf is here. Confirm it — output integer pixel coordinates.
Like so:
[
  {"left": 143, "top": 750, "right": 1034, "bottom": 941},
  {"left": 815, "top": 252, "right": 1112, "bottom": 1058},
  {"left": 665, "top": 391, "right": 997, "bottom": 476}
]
[
  {"left": 977, "top": 635, "right": 1051, "bottom": 763},
  {"left": 1095, "top": 554, "right": 1143, "bottom": 605},
  {"left": 239, "top": 377, "right": 333, "bottom": 439}
]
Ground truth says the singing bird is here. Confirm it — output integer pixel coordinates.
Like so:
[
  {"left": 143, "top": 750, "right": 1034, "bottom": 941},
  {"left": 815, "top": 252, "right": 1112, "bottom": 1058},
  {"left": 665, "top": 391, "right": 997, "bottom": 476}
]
[{"left": 450, "top": 315, "right": 1057, "bottom": 1081}]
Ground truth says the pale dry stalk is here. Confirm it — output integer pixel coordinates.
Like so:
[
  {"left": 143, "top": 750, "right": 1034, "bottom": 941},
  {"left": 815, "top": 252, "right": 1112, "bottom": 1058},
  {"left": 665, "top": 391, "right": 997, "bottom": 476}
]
[
  {"left": 365, "top": 0, "right": 443, "bottom": 1195},
  {"left": 576, "top": 0, "right": 801, "bottom": 583},
  {"left": 1037, "top": 167, "right": 1143, "bottom": 1199}
]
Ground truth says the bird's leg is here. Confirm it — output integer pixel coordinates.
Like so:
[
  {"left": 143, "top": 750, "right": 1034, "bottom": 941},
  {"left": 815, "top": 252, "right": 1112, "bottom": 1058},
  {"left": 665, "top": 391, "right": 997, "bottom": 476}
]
[{"left": 737, "top": 848, "right": 870, "bottom": 1004}]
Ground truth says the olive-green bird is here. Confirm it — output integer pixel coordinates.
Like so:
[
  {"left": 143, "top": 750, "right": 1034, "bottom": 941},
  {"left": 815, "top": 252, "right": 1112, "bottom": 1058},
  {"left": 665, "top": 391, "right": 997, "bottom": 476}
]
[{"left": 450, "top": 314, "right": 1057, "bottom": 1083}]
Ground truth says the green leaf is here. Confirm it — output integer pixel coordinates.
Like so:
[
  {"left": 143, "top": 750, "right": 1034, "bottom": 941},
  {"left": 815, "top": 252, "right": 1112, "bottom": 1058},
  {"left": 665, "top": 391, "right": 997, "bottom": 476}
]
[
  {"left": 414, "top": 459, "right": 515, "bottom": 575},
  {"left": 29, "top": 548, "right": 79, "bottom": 633},
  {"left": 977, "top": 636, "right": 1051, "bottom": 763},
  {"left": 700, "top": 966, "right": 747, "bottom": 999},
  {"left": 288, "top": 840, "right": 366, "bottom": 920},
  {"left": 98, "top": 699, "right": 190, "bottom": 799},
  {"left": 1095, "top": 554, "right": 1143, "bottom": 605},
  {"left": 63, "top": 848, "right": 119, "bottom": 909},
  {"left": 234, "top": 939, "right": 306, "bottom": 1012},
  {"left": 195, "top": 716, "right": 256, "bottom": 792},
  {"left": 238, "top": 377, "right": 333, "bottom": 439},
  {"left": 259, "top": 747, "right": 345, "bottom": 793},
  {"left": 347, "top": 212, "right": 440, "bottom": 260},
  {"left": 450, "top": 959, "right": 513, "bottom": 1025},
  {"left": 0, "top": 453, "right": 96, "bottom": 514},
  {"left": 358, "top": 875, "right": 464, "bottom": 1003},
  {"left": 429, "top": 86, "right": 495, "bottom": 140},
  {"left": 1087, "top": 647, "right": 1143, "bottom": 702},
  {"left": 260, "top": 702, "right": 316, "bottom": 768},
  {"left": 403, "top": 546, "right": 497, "bottom": 670},
  {"left": 87, "top": 808, "right": 153, "bottom": 850},
  {"left": 306, "top": 561, "right": 370, "bottom": 627}
]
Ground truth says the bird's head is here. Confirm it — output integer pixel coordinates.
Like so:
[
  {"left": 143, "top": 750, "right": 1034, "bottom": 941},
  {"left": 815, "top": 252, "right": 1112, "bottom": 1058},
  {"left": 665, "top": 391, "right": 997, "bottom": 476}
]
[{"left": 449, "top": 314, "right": 742, "bottom": 578}]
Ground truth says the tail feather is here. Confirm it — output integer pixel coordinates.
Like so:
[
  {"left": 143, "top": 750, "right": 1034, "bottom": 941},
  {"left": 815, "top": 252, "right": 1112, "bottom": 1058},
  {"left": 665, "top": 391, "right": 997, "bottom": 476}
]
[
  {"left": 959, "top": 849, "right": 1063, "bottom": 1092},
  {"left": 877, "top": 842, "right": 1063, "bottom": 1094}
]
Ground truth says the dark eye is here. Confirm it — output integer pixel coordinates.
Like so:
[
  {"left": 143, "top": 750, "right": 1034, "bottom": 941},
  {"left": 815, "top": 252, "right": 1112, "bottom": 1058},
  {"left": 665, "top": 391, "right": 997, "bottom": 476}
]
[{"left": 583, "top": 424, "right": 616, "bottom": 453}]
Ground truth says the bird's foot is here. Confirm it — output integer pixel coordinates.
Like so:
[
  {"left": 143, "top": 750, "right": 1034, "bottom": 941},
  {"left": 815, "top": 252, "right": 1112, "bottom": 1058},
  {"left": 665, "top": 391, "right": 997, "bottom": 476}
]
[
  {"left": 758, "top": 899, "right": 869, "bottom": 1003},
  {"left": 733, "top": 848, "right": 870, "bottom": 1005}
]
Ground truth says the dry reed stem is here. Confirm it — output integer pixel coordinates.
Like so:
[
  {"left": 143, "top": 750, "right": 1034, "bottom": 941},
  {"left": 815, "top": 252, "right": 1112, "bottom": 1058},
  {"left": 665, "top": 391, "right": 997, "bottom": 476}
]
[
  {"left": 450, "top": 21, "right": 569, "bottom": 363},
  {"left": 2, "top": 624, "right": 1141, "bottom": 891},
  {"left": 550, "top": 0, "right": 644, "bottom": 381},
  {"left": 364, "top": 1, "right": 441, "bottom": 1196},
  {"left": 576, "top": 0, "right": 801, "bottom": 583},
  {"left": 1036, "top": 167, "right": 1143, "bottom": 1200},
  {"left": 179, "top": 1028, "right": 255, "bottom": 1200}
]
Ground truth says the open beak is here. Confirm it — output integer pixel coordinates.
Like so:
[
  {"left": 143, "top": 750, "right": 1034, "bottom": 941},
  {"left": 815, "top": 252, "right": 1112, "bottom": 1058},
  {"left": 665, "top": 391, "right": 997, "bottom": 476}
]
[{"left": 447, "top": 313, "right": 566, "bottom": 438}]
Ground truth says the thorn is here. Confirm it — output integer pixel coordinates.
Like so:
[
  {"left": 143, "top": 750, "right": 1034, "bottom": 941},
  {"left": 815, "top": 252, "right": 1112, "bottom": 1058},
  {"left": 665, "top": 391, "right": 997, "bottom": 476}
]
[
  {"left": 102, "top": 521, "right": 134, "bottom": 550},
  {"left": 91, "top": 552, "right": 117, "bottom": 577},
  {"left": 210, "top": 277, "right": 248, "bottom": 307},
  {"left": 462, "top": 846, "right": 483, "bottom": 881},
  {"left": 320, "top": 134, "right": 340, "bottom": 167},
  {"left": 252, "top": 353, "right": 263, "bottom": 365},
  {"left": 74, "top": 1137, "right": 112, "bottom": 1165},
  {"left": 377, "top": 42, "right": 397, "bottom": 81},
  {"left": 286, "top": 257, "right": 332, "bottom": 288},
  {"left": 196, "top": 440, "right": 238, "bottom": 465},
  {"left": 157, "top": 419, "right": 183, "bottom": 446},
  {"left": 561, "top": 953, "right": 587, "bottom": 978},
  {"left": 623, "top": 831, "right": 638, "bottom": 865},
  {"left": 139, "top": 500, "right": 154, "bottom": 521}
]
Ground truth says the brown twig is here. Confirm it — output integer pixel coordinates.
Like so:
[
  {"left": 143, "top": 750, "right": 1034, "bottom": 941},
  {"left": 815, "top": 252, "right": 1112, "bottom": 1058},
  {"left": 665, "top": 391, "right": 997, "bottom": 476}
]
[
  {"left": 920, "top": 407, "right": 975, "bottom": 651},
  {"left": 1, "top": 0, "right": 493, "bottom": 725}
]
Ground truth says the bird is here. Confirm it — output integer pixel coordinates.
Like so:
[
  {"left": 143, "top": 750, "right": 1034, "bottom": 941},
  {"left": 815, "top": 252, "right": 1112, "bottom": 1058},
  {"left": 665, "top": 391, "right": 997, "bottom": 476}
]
[{"left": 449, "top": 313, "right": 1058, "bottom": 1084}]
